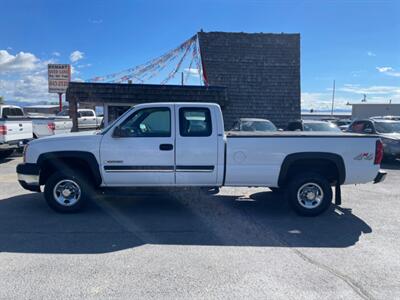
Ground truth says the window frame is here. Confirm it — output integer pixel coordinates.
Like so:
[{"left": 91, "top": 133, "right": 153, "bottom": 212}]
[
  {"left": 116, "top": 107, "right": 172, "bottom": 138},
  {"left": 179, "top": 107, "right": 212, "bottom": 137}
]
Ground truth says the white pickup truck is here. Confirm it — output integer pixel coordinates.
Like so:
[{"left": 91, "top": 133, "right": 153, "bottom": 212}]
[
  {"left": 57, "top": 109, "right": 103, "bottom": 130},
  {"left": 0, "top": 105, "right": 33, "bottom": 158},
  {"left": 0, "top": 105, "right": 72, "bottom": 139},
  {"left": 28, "top": 115, "right": 72, "bottom": 138},
  {"left": 17, "top": 102, "right": 386, "bottom": 216}
]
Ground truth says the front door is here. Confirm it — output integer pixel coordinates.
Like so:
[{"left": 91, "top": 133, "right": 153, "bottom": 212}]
[
  {"left": 100, "top": 105, "right": 175, "bottom": 186},
  {"left": 174, "top": 104, "right": 218, "bottom": 185}
]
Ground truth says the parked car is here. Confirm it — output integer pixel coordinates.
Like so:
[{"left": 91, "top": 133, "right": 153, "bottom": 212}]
[
  {"left": 0, "top": 105, "right": 33, "bottom": 158},
  {"left": 370, "top": 116, "right": 400, "bottom": 121},
  {"left": 57, "top": 109, "right": 103, "bottom": 130},
  {"left": 347, "top": 118, "right": 400, "bottom": 160},
  {"left": 329, "top": 119, "right": 352, "bottom": 131},
  {"left": 230, "top": 118, "right": 277, "bottom": 132},
  {"left": 17, "top": 102, "right": 386, "bottom": 216},
  {"left": 286, "top": 120, "right": 341, "bottom": 132}
]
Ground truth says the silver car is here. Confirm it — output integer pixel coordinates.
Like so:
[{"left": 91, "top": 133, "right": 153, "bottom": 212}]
[{"left": 348, "top": 118, "right": 400, "bottom": 160}]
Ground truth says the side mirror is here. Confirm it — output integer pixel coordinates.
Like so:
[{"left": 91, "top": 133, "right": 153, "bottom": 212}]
[
  {"left": 113, "top": 126, "right": 123, "bottom": 137},
  {"left": 364, "top": 128, "right": 373, "bottom": 134}
]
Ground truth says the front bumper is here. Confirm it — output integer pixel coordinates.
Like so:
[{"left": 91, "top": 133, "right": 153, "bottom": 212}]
[
  {"left": 373, "top": 170, "right": 387, "bottom": 184},
  {"left": 16, "top": 163, "right": 41, "bottom": 192}
]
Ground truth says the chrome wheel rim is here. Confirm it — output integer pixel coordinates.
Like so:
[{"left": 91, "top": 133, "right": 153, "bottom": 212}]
[
  {"left": 53, "top": 179, "right": 81, "bottom": 206},
  {"left": 297, "top": 182, "right": 324, "bottom": 209}
]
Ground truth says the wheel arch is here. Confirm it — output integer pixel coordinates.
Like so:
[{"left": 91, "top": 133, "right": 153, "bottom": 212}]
[
  {"left": 278, "top": 152, "right": 346, "bottom": 187},
  {"left": 38, "top": 151, "right": 102, "bottom": 186}
]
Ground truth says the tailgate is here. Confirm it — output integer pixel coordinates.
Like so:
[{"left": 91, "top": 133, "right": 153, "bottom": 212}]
[
  {"left": 1, "top": 120, "right": 33, "bottom": 143},
  {"left": 54, "top": 118, "right": 72, "bottom": 134}
]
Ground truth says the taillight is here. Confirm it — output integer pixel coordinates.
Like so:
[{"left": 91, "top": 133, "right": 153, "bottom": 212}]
[
  {"left": 374, "top": 139, "right": 383, "bottom": 165},
  {"left": 47, "top": 122, "right": 55, "bottom": 132},
  {"left": 0, "top": 125, "right": 7, "bottom": 135}
]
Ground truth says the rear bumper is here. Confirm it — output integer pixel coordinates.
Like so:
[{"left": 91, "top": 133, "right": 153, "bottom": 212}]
[
  {"left": 16, "top": 163, "right": 41, "bottom": 192},
  {"left": 0, "top": 138, "right": 32, "bottom": 150},
  {"left": 373, "top": 170, "right": 387, "bottom": 184}
]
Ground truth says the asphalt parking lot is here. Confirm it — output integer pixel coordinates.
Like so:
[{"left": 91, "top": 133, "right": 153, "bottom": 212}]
[{"left": 0, "top": 155, "right": 399, "bottom": 299}]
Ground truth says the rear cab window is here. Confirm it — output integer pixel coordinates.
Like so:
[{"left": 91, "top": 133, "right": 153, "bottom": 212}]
[
  {"left": 2, "top": 107, "right": 24, "bottom": 118},
  {"left": 179, "top": 107, "right": 212, "bottom": 137}
]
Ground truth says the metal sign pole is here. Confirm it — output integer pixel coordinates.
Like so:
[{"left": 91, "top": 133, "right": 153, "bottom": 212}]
[{"left": 58, "top": 93, "right": 63, "bottom": 112}]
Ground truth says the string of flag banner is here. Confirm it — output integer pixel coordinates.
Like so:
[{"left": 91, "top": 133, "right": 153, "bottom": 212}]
[{"left": 87, "top": 34, "right": 206, "bottom": 85}]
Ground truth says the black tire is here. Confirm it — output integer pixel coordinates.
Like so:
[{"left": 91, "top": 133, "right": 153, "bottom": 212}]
[
  {"left": 286, "top": 172, "right": 332, "bottom": 216},
  {"left": 269, "top": 187, "right": 281, "bottom": 193},
  {"left": 0, "top": 149, "right": 14, "bottom": 159},
  {"left": 44, "top": 171, "right": 93, "bottom": 213}
]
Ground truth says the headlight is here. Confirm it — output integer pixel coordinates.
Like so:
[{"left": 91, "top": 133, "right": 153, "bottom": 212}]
[{"left": 23, "top": 144, "right": 29, "bottom": 163}]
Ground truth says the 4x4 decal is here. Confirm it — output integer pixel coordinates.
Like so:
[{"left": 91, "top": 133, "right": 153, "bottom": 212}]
[{"left": 354, "top": 153, "right": 373, "bottom": 160}]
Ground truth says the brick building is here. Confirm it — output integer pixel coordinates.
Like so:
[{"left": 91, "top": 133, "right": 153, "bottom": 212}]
[
  {"left": 198, "top": 31, "right": 300, "bottom": 128},
  {"left": 67, "top": 31, "right": 300, "bottom": 130}
]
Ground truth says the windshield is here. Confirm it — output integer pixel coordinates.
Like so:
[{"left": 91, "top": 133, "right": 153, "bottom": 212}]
[
  {"left": 375, "top": 121, "right": 400, "bottom": 134},
  {"left": 56, "top": 110, "right": 70, "bottom": 116},
  {"left": 99, "top": 107, "right": 135, "bottom": 135},
  {"left": 303, "top": 122, "right": 341, "bottom": 132},
  {"left": 240, "top": 120, "right": 277, "bottom": 131}
]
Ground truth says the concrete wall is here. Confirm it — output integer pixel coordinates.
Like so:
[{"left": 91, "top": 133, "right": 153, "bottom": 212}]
[
  {"left": 198, "top": 31, "right": 301, "bottom": 129},
  {"left": 352, "top": 104, "right": 400, "bottom": 119}
]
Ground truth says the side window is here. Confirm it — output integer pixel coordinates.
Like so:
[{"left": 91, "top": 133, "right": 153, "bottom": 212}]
[
  {"left": 80, "top": 111, "right": 94, "bottom": 117},
  {"left": 350, "top": 121, "right": 365, "bottom": 133},
  {"left": 13, "top": 108, "right": 24, "bottom": 116},
  {"left": 364, "top": 122, "right": 374, "bottom": 133},
  {"left": 118, "top": 107, "right": 171, "bottom": 137},
  {"left": 2, "top": 108, "right": 11, "bottom": 117},
  {"left": 179, "top": 107, "right": 212, "bottom": 137}
]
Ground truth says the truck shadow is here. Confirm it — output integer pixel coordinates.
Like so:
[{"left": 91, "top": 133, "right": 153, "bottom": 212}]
[{"left": 0, "top": 190, "right": 372, "bottom": 254}]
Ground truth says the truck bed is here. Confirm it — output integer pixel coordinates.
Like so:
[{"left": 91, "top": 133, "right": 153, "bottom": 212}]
[
  {"left": 225, "top": 131, "right": 379, "bottom": 187},
  {"left": 226, "top": 131, "right": 376, "bottom": 138}
]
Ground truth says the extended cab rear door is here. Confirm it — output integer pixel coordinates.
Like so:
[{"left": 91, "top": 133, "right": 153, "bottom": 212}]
[{"left": 174, "top": 104, "right": 218, "bottom": 185}]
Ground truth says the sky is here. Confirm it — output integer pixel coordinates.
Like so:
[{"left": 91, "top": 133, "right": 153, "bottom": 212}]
[{"left": 0, "top": 0, "right": 399, "bottom": 111}]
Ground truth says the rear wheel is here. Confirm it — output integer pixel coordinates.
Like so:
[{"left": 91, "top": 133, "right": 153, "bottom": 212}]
[
  {"left": 44, "top": 171, "right": 93, "bottom": 213},
  {"left": 286, "top": 172, "right": 332, "bottom": 216},
  {"left": 0, "top": 149, "right": 14, "bottom": 159}
]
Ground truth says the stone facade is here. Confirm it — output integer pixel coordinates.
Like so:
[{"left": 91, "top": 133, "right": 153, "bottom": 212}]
[{"left": 198, "top": 31, "right": 301, "bottom": 129}]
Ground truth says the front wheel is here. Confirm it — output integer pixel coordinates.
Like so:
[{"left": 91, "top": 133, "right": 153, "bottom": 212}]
[
  {"left": 286, "top": 172, "right": 332, "bottom": 216},
  {"left": 44, "top": 171, "right": 92, "bottom": 213}
]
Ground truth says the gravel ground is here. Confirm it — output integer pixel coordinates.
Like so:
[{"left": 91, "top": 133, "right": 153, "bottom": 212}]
[{"left": 0, "top": 155, "right": 399, "bottom": 299}]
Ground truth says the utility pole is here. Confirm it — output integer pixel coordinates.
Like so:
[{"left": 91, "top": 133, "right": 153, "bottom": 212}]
[
  {"left": 330, "top": 80, "right": 336, "bottom": 115},
  {"left": 181, "top": 72, "right": 184, "bottom": 86},
  {"left": 58, "top": 93, "right": 63, "bottom": 112}
]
